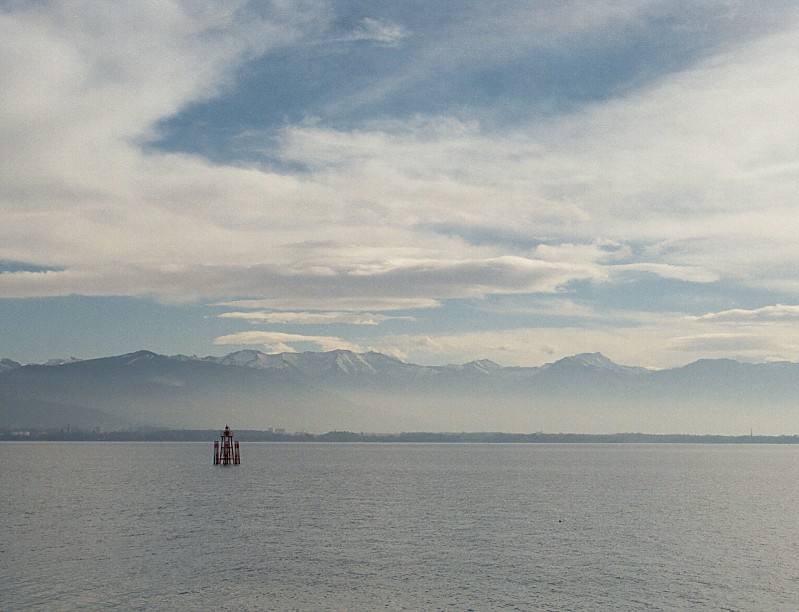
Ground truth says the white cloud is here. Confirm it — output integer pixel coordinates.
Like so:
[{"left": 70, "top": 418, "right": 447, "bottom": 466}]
[
  {"left": 0, "top": 256, "right": 601, "bottom": 302},
  {"left": 693, "top": 305, "right": 799, "bottom": 323},
  {"left": 0, "top": 1, "right": 329, "bottom": 270},
  {"left": 4, "top": 1, "right": 799, "bottom": 369},
  {"left": 609, "top": 263, "right": 719, "bottom": 284},
  {"left": 267, "top": 20, "right": 799, "bottom": 292},
  {"left": 213, "top": 331, "right": 364, "bottom": 354},
  {"left": 5, "top": 3, "right": 799, "bottom": 302},
  {"left": 218, "top": 310, "right": 412, "bottom": 325},
  {"left": 368, "top": 304, "right": 799, "bottom": 368},
  {"left": 1, "top": 2, "right": 306, "bottom": 153},
  {"left": 217, "top": 297, "right": 442, "bottom": 311},
  {"left": 339, "top": 17, "right": 408, "bottom": 45},
  {"left": 668, "top": 333, "right": 773, "bottom": 353}
]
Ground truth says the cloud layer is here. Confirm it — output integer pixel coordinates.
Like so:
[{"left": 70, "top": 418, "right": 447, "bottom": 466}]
[{"left": 3, "top": 1, "right": 799, "bottom": 367}]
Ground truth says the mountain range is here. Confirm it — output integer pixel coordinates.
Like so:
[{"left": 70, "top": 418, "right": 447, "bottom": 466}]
[{"left": 2, "top": 349, "right": 798, "bottom": 435}]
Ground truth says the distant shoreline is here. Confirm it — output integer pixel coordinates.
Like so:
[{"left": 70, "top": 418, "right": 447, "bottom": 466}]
[{"left": 3, "top": 429, "right": 799, "bottom": 444}]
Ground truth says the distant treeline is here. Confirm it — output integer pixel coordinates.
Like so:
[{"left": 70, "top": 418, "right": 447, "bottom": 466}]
[{"left": 3, "top": 428, "right": 799, "bottom": 443}]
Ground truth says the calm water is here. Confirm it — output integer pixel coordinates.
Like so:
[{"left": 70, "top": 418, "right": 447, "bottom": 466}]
[{"left": 2, "top": 442, "right": 798, "bottom": 610}]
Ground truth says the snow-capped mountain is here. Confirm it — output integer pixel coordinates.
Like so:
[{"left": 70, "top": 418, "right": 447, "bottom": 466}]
[
  {"left": 543, "top": 352, "right": 647, "bottom": 374},
  {"left": 43, "top": 357, "right": 83, "bottom": 366},
  {"left": 2, "top": 349, "right": 799, "bottom": 434},
  {"left": 208, "top": 349, "right": 388, "bottom": 377},
  {"left": 444, "top": 359, "right": 504, "bottom": 375}
]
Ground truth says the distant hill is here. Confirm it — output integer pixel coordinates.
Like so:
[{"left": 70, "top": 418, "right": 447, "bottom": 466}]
[
  {"left": 2, "top": 349, "right": 798, "bottom": 434},
  {"left": 0, "top": 358, "right": 22, "bottom": 373}
]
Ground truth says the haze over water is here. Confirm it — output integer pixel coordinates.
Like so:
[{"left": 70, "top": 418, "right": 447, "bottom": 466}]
[{"left": 3, "top": 442, "right": 798, "bottom": 609}]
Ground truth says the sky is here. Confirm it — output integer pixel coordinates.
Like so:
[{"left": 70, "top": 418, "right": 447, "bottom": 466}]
[{"left": 2, "top": 0, "right": 799, "bottom": 369}]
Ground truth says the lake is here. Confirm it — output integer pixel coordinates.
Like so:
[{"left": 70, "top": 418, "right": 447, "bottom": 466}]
[{"left": 2, "top": 442, "right": 798, "bottom": 610}]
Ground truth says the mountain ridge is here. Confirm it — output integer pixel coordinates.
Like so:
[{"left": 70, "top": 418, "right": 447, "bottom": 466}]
[
  {"left": 2, "top": 348, "right": 799, "bottom": 435},
  {"left": 4, "top": 347, "right": 794, "bottom": 372}
]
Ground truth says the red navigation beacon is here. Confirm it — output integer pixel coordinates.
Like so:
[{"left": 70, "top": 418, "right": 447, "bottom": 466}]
[{"left": 213, "top": 424, "right": 241, "bottom": 465}]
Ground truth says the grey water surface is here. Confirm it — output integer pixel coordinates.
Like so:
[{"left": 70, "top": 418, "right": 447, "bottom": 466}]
[{"left": 2, "top": 442, "right": 798, "bottom": 610}]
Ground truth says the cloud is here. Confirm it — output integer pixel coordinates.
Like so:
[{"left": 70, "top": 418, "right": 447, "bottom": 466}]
[
  {"left": 315, "top": 2, "right": 799, "bottom": 123},
  {"left": 217, "top": 297, "right": 441, "bottom": 312},
  {"left": 5, "top": 3, "right": 799, "bottom": 303},
  {"left": 266, "top": 21, "right": 799, "bottom": 289},
  {"left": 4, "top": 1, "right": 799, "bottom": 371},
  {"left": 0, "top": 2, "right": 312, "bottom": 153},
  {"left": 218, "top": 310, "right": 413, "bottom": 325},
  {"left": 213, "top": 331, "right": 363, "bottom": 353},
  {"left": 367, "top": 303, "right": 799, "bottom": 368},
  {"left": 693, "top": 304, "right": 799, "bottom": 323},
  {"left": 0, "top": 256, "right": 601, "bottom": 302},
  {"left": 610, "top": 263, "right": 719, "bottom": 284},
  {"left": 668, "top": 333, "right": 773, "bottom": 353},
  {"left": 338, "top": 17, "right": 408, "bottom": 45},
  {"left": 0, "top": 0, "right": 327, "bottom": 269}
]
